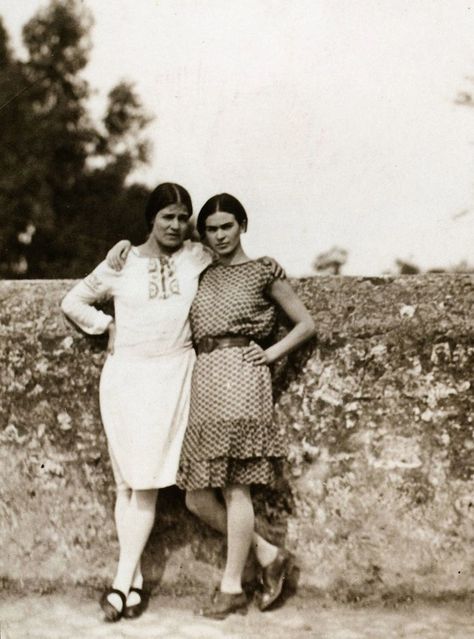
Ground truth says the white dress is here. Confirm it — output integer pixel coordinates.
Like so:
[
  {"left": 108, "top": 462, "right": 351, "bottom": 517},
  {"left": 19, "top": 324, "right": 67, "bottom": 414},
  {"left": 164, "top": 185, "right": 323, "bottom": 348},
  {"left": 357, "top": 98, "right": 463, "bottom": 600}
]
[{"left": 61, "top": 241, "right": 211, "bottom": 489}]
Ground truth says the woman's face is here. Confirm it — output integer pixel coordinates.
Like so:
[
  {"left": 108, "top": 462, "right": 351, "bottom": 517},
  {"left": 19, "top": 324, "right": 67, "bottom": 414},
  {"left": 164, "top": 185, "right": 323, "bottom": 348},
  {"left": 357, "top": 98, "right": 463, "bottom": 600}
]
[
  {"left": 204, "top": 211, "right": 243, "bottom": 256},
  {"left": 151, "top": 203, "right": 190, "bottom": 250}
]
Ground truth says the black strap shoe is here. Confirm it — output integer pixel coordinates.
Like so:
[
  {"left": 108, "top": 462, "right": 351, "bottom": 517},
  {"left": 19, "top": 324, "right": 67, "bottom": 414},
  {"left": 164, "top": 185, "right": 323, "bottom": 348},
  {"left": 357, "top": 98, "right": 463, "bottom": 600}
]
[
  {"left": 100, "top": 588, "right": 127, "bottom": 622},
  {"left": 123, "top": 587, "right": 149, "bottom": 619}
]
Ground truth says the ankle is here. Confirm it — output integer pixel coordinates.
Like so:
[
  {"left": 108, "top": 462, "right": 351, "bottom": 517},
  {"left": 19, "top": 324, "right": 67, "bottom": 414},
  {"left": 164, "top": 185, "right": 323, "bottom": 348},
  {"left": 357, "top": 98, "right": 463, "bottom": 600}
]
[
  {"left": 256, "top": 543, "right": 278, "bottom": 568},
  {"left": 112, "top": 577, "right": 131, "bottom": 598},
  {"left": 132, "top": 574, "right": 144, "bottom": 589},
  {"left": 220, "top": 580, "right": 243, "bottom": 595}
]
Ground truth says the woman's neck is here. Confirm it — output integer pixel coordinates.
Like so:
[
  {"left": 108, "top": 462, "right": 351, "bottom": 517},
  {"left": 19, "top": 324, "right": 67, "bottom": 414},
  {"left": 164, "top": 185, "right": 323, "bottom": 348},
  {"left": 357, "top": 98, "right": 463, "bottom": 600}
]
[
  {"left": 136, "top": 236, "right": 183, "bottom": 258},
  {"left": 216, "top": 245, "right": 249, "bottom": 266}
]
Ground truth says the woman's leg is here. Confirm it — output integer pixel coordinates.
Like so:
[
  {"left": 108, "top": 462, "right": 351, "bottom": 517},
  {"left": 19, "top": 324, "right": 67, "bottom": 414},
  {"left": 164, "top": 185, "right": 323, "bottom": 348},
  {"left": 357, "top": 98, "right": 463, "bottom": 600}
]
[
  {"left": 107, "top": 487, "right": 131, "bottom": 611},
  {"left": 107, "top": 488, "right": 158, "bottom": 611},
  {"left": 220, "top": 484, "right": 254, "bottom": 593},
  {"left": 107, "top": 488, "right": 146, "bottom": 610},
  {"left": 186, "top": 488, "right": 278, "bottom": 568}
]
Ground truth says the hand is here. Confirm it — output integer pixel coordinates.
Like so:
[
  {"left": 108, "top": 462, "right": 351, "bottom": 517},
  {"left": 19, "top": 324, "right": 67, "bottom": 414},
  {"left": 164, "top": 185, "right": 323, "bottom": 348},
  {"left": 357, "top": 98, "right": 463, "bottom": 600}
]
[
  {"left": 107, "top": 321, "right": 116, "bottom": 355},
  {"left": 242, "top": 341, "right": 268, "bottom": 366},
  {"left": 261, "top": 256, "right": 286, "bottom": 279},
  {"left": 106, "top": 240, "right": 132, "bottom": 271}
]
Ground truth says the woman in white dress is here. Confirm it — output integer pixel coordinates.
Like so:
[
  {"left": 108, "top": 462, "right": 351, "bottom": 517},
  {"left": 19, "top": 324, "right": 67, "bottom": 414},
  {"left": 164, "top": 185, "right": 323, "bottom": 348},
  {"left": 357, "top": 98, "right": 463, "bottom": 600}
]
[{"left": 61, "top": 183, "right": 211, "bottom": 621}]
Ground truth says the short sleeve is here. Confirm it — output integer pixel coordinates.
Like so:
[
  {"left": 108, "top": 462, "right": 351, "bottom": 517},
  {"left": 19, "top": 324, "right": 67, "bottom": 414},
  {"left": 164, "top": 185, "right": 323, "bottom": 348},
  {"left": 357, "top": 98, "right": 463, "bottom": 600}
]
[{"left": 258, "top": 258, "right": 279, "bottom": 291}]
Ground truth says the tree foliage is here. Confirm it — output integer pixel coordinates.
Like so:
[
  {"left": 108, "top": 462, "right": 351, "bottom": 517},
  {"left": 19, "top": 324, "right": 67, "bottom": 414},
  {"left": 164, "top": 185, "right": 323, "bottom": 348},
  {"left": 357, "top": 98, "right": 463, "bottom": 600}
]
[{"left": 0, "top": 0, "right": 152, "bottom": 278}]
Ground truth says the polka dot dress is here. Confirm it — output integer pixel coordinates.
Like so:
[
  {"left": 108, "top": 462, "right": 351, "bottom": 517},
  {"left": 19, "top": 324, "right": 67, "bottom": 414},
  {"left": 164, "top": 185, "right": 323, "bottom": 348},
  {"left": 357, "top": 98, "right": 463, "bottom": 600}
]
[{"left": 176, "top": 260, "right": 287, "bottom": 490}]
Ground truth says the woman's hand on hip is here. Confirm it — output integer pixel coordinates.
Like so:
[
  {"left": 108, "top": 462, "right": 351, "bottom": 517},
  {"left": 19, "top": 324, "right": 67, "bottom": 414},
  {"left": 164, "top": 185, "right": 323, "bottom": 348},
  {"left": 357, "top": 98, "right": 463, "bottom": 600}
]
[{"left": 242, "top": 341, "right": 268, "bottom": 366}]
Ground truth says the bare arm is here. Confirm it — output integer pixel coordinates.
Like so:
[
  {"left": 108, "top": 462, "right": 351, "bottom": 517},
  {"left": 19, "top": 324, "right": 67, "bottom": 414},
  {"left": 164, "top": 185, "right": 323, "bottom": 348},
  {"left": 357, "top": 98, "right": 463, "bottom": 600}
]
[
  {"left": 242, "top": 279, "right": 316, "bottom": 365},
  {"left": 265, "top": 279, "right": 316, "bottom": 363}
]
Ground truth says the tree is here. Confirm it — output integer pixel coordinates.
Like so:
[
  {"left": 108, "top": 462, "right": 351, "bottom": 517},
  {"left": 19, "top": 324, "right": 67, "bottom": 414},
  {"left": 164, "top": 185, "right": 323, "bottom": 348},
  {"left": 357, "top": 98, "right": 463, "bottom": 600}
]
[
  {"left": 0, "top": 16, "right": 35, "bottom": 275},
  {"left": 394, "top": 260, "right": 420, "bottom": 275},
  {"left": 312, "top": 247, "right": 348, "bottom": 275},
  {"left": 0, "top": 0, "right": 152, "bottom": 278}
]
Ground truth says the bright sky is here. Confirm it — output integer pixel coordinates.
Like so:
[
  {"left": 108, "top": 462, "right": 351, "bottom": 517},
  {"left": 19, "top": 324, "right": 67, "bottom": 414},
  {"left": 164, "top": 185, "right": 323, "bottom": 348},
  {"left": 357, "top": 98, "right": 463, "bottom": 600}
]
[{"left": 4, "top": 0, "right": 474, "bottom": 275}]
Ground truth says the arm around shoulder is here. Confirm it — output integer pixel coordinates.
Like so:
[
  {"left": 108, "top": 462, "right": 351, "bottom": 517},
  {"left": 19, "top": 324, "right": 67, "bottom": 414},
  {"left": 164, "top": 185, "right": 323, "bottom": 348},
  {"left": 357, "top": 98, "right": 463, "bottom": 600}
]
[{"left": 106, "top": 239, "right": 132, "bottom": 271}]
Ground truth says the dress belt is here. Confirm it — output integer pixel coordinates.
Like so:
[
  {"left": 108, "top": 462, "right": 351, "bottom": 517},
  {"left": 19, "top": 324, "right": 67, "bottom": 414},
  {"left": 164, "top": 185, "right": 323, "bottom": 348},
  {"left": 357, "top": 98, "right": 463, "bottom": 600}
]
[{"left": 197, "top": 335, "right": 251, "bottom": 355}]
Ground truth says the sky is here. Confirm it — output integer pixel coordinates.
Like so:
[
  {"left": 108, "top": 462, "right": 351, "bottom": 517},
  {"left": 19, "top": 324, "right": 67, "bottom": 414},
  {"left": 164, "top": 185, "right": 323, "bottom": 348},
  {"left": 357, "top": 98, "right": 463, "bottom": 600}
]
[{"left": 3, "top": 0, "right": 474, "bottom": 275}]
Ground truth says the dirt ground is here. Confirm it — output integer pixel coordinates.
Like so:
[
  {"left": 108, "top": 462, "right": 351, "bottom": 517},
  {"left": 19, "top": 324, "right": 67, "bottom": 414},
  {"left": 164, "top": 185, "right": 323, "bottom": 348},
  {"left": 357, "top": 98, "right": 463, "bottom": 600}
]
[{"left": 1, "top": 590, "right": 474, "bottom": 639}]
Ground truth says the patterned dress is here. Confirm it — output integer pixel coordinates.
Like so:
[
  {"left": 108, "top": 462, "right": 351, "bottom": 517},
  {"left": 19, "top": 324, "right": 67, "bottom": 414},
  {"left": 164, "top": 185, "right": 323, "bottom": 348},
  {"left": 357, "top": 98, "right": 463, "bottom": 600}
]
[{"left": 176, "top": 260, "right": 287, "bottom": 490}]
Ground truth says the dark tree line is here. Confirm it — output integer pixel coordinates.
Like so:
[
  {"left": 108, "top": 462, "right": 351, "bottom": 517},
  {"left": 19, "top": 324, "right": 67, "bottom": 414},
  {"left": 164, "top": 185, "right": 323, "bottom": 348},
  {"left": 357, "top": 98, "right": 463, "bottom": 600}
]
[
  {"left": 0, "top": 0, "right": 152, "bottom": 278},
  {"left": 2, "top": 0, "right": 471, "bottom": 279}
]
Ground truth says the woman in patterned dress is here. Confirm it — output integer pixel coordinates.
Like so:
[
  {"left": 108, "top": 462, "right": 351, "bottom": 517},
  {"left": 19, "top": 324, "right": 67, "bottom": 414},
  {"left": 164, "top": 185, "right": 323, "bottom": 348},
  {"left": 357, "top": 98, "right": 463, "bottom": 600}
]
[
  {"left": 61, "top": 183, "right": 212, "bottom": 622},
  {"left": 176, "top": 193, "right": 316, "bottom": 619}
]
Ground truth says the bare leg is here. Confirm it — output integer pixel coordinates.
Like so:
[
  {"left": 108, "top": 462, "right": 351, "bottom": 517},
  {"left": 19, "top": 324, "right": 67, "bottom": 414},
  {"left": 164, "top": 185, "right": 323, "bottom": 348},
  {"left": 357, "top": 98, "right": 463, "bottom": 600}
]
[
  {"left": 185, "top": 489, "right": 226, "bottom": 532},
  {"left": 220, "top": 484, "right": 254, "bottom": 594},
  {"left": 107, "top": 488, "right": 158, "bottom": 611},
  {"left": 186, "top": 489, "right": 278, "bottom": 567}
]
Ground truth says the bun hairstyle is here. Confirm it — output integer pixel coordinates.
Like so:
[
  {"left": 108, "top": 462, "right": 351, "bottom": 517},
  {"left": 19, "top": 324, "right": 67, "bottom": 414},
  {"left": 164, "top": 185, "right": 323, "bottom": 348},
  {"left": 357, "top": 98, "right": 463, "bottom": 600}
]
[
  {"left": 144, "top": 183, "right": 193, "bottom": 231},
  {"left": 196, "top": 193, "right": 248, "bottom": 238}
]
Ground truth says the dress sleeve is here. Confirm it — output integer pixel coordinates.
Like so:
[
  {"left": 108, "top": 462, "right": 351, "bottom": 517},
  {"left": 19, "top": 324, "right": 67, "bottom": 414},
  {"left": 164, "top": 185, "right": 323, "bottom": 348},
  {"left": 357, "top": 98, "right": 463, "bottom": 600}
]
[
  {"left": 259, "top": 259, "right": 279, "bottom": 292},
  {"left": 187, "top": 241, "right": 213, "bottom": 274},
  {"left": 61, "top": 261, "right": 116, "bottom": 335}
]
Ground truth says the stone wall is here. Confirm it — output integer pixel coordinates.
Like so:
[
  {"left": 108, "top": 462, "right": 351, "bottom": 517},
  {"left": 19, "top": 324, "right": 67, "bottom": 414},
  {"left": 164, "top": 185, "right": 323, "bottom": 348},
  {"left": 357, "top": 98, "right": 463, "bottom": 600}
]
[{"left": 1, "top": 275, "right": 473, "bottom": 599}]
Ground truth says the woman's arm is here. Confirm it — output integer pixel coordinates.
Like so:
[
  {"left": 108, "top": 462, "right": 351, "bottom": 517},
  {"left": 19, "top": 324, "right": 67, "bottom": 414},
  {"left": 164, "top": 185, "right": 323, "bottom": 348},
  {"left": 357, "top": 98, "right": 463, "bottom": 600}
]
[
  {"left": 106, "top": 240, "right": 132, "bottom": 271},
  {"left": 258, "top": 256, "right": 286, "bottom": 279},
  {"left": 242, "top": 279, "right": 316, "bottom": 365},
  {"left": 61, "top": 264, "right": 115, "bottom": 336}
]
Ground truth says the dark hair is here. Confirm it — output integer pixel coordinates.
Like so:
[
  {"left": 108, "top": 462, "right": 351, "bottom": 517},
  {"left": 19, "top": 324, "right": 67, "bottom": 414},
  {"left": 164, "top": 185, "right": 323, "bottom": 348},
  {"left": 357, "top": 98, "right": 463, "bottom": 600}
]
[
  {"left": 144, "top": 182, "right": 193, "bottom": 231},
  {"left": 196, "top": 193, "right": 248, "bottom": 238}
]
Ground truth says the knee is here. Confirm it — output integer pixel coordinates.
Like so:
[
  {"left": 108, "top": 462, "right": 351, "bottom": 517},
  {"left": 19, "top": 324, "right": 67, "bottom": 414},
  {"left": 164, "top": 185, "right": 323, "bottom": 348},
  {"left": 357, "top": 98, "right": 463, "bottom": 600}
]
[
  {"left": 223, "top": 484, "right": 250, "bottom": 506},
  {"left": 116, "top": 486, "right": 131, "bottom": 500},
  {"left": 133, "top": 488, "right": 158, "bottom": 510},
  {"left": 185, "top": 490, "right": 211, "bottom": 517}
]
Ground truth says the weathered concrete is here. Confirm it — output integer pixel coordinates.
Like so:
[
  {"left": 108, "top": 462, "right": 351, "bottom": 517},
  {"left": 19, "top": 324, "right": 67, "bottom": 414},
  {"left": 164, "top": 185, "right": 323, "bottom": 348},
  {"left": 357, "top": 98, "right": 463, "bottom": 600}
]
[{"left": 1, "top": 276, "right": 473, "bottom": 599}]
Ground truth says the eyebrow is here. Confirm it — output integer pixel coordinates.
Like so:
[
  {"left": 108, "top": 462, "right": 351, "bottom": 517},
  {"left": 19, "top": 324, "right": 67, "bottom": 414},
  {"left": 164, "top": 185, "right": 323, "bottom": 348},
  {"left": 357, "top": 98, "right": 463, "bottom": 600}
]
[{"left": 205, "top": 222, "right": 234, "bottom": 230}]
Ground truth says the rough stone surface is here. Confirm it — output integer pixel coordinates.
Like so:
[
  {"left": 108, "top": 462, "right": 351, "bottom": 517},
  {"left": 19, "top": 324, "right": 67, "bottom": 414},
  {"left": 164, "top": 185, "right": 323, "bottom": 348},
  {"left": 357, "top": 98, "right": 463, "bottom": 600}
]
[{"left": 1, "top": 275, "right": 473, "bottom": 599}]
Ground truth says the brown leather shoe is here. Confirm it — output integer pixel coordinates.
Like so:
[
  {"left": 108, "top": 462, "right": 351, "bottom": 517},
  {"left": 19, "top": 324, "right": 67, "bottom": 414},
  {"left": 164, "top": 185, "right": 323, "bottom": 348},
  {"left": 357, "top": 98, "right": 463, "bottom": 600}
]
[
  {"left": 199, "top": 590, "right": 248, "bottom": 620},
  {"left": 258, "top": 548, "right": 292, "bottom": 611}
]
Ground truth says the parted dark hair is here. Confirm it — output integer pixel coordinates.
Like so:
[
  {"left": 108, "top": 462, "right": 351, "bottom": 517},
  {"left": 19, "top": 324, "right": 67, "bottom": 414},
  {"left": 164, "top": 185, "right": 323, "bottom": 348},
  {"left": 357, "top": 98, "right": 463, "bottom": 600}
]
[
  {"left": 144, "top": 182, "right": 193, "bottom": 231},
  {"left": 196, "top": 193, "right": 248, "bottom": 238}
]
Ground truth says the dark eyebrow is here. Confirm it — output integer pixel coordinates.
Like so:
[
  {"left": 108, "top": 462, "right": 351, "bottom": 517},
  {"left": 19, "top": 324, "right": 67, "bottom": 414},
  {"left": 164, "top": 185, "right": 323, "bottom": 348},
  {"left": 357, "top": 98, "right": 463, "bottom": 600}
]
[
  {"left": 162, "top": 212, "right": 188, "bottom": 219},
  {"left": 205, "top": 222, "right": 234, "bottom": 230}
]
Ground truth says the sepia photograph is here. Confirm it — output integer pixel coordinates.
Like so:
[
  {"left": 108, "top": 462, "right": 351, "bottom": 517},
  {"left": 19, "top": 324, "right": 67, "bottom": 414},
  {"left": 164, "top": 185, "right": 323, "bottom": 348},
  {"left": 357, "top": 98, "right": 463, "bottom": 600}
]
[{"left": 1, "top": 1, "right": 473, "bottom": 637}]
